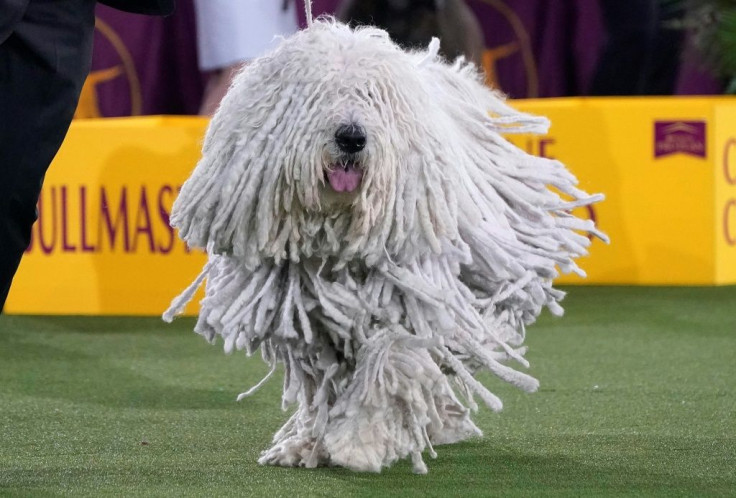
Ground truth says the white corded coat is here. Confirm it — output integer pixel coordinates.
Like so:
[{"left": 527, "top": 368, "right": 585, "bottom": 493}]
[{"left": 164, "top": 20, "right": 607, "bottom": 474}]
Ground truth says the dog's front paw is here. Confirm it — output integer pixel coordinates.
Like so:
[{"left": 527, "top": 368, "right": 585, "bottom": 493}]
[
  {"left": 323, "top": 410, "right": 392, "bottom": 473},
  {"left": 259, "top": 428, "right": 328, "bottom": 469},
  {"left": 257, "top": 407, "right": 331, "bottom": 469}
]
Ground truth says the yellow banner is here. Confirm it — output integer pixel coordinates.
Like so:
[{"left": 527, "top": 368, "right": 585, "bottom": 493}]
[
  {"left": 511, "top": 97, "right": 735, "bottom": 285},
  {"left": 6, "top": 117, "right": 208, "bottom": 315},
  {"left": 6, "top": 98, "right": 736, "bottom": 315},
  {"left": 714, "top": 105, "right": 736, "bottom": 283}
]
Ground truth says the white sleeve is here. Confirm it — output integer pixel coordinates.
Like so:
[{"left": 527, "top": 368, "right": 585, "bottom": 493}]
[{"left": 194, "top": 0, "right": 300, "bottom": 71}]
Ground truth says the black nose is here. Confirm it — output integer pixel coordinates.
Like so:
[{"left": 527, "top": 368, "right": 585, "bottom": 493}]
[{"left": 335, "top": 125, "right": 366, "bottom": 154}]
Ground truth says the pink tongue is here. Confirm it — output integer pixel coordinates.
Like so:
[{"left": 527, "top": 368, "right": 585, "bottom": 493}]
[{"left": 327, "top": 164, "right": 363, "bottom": 193}]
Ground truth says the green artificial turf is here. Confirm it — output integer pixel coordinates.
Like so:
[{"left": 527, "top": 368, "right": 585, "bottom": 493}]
[{"left": 1, "top": 287, "right": 734, "bottom": 497}]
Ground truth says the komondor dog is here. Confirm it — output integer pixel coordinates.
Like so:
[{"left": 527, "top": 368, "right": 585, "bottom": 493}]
[{"left": 164, "top": 10, "right": 606, "bottom": 474}]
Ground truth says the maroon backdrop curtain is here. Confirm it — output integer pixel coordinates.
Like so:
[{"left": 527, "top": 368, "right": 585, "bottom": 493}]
[{"left": 79, "top": 0, "right": 721, "bottom": 118}]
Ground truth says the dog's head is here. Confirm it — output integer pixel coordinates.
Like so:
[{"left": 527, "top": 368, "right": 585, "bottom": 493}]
[{"left": 170, "top": 20, "right": 548, "bottom": 269}]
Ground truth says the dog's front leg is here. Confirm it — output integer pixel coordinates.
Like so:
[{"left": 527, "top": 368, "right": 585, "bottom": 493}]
[{"left": 322, "top": 331, "right": 479, "bottom": 474}]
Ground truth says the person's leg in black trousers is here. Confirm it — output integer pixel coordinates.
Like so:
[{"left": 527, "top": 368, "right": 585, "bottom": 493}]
[
  {"left": 0, "top": 0, "right": 96, "bottom": 311},
  {"left": 590, "top": 0, "right": 657, "bottom": 95}
]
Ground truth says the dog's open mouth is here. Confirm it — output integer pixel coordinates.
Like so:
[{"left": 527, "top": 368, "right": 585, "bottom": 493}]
[{"left": 325, "top": 162, "right": 363, "bottom": 193}]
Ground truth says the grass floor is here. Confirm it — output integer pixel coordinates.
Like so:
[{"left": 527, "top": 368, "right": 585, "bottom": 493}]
[{"left": 1, "top": 287, "right": 734, "bottom": 497}]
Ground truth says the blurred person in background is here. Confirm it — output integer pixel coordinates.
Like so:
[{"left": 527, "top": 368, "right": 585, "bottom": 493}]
[
  {"left": 0, "top": 0, "right": 175, "bottom": 312},
  {"left": 337, "top": 0, "right": 485, "bottom": 67},
  {"left": 194, "top": 0, "right": 300, "bottom": 116},
  {"left": 590, "top": 0, "right": 685, "bottom": 95}
]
